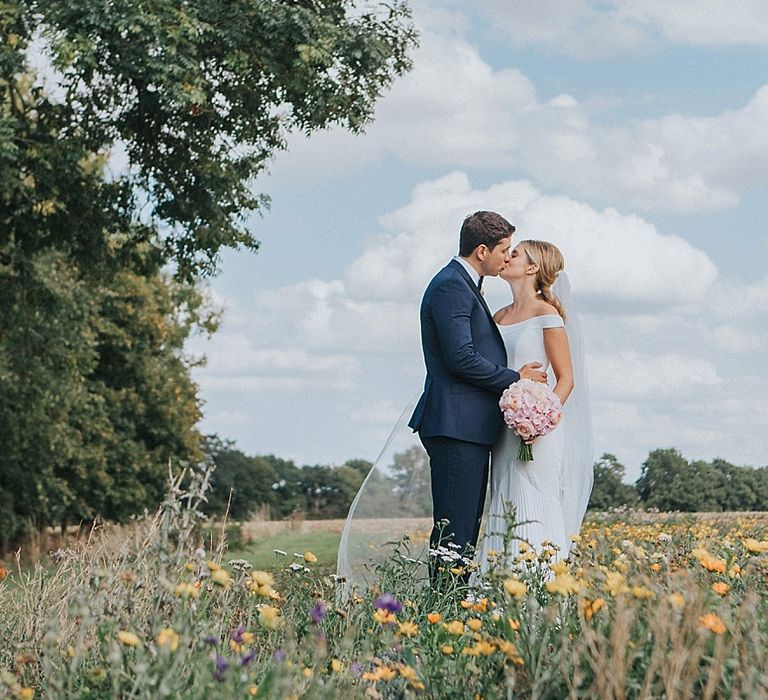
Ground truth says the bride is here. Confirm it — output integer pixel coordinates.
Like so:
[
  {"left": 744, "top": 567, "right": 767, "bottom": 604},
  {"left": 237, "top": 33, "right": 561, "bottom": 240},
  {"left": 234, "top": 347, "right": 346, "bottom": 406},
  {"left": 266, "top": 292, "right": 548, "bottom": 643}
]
[{"left": 477, "top": 240, "right": 593, "bottom": 571}]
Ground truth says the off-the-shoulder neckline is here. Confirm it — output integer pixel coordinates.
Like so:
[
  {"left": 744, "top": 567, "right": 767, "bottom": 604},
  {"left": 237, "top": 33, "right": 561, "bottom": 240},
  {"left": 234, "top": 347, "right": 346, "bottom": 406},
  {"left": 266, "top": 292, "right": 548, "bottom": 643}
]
[{"left": 496, "top": 313, "right": 562, "bottom": 328}]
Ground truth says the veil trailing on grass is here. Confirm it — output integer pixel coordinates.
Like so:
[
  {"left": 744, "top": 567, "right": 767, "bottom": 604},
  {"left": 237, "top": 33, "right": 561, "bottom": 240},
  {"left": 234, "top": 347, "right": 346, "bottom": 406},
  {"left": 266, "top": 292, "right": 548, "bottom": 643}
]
[
  {"left": 552, "top": 271, "right": 594, "bottom": 542},
  {"left": 336, "top": 395, "right": 432, "bottom": 595}
]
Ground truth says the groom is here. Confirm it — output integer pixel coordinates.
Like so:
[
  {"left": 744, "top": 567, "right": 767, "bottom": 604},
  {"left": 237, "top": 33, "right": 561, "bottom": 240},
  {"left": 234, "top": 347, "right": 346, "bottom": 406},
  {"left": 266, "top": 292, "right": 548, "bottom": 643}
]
[{"left": 408, "top": 211, "right": 546, "bottom": 578}]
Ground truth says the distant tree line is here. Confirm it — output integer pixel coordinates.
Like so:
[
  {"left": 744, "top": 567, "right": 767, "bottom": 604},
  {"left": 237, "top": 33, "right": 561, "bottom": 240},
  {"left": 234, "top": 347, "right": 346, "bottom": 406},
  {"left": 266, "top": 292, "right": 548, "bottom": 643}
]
[
  {"left": 201, "top": 436, "right": 374, "bottom": 521},
  {"left": 199, "top": 443, "right": 768, "bottom": 522},
  {"left": 589, "top": 449, "right": 768, "bottom": 512}
]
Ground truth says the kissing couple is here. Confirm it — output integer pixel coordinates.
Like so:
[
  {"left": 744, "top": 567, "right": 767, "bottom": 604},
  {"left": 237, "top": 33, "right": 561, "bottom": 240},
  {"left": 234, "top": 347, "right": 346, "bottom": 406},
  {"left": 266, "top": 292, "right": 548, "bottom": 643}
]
[{"left": 338, "top": 211, "right": 593, "bottom": 590}]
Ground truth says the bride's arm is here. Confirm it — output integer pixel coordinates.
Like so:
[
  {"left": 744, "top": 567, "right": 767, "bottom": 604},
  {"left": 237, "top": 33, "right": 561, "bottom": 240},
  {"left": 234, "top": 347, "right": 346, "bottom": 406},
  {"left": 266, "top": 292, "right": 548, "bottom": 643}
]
[{"left": 543, "top": 327, "right": 574, "bottom": 405}]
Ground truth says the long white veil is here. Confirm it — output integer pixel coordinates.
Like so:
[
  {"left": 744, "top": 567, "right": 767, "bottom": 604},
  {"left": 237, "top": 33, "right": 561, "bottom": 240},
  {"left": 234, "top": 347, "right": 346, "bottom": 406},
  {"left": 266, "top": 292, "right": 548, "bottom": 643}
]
[
  {"left": 552, "top": 271, "right": 594, "bottom": 541},
  {"left": 336, "top": 395, "right": 431, "bottom": 595}
]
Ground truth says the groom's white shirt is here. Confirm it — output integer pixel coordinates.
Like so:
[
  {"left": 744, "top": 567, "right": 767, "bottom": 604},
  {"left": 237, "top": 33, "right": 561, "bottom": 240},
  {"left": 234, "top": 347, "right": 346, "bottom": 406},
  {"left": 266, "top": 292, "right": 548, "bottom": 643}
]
[{"left": 452, "top": 256, "right": 480, "bottom": 287}]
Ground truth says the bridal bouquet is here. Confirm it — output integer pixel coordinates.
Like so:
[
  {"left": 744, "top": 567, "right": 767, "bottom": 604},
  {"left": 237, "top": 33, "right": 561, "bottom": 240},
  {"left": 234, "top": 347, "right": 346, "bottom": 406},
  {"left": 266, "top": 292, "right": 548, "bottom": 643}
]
[{"left": 499, "top": 379, "right": 562, "bottom": 461}]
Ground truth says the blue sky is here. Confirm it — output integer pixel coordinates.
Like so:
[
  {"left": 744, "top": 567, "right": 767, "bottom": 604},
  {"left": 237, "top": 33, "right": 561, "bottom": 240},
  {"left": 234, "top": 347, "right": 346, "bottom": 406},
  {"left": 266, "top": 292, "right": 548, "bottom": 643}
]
[{"left": 189, "top": 1, "right": 768, "bottom": 480}]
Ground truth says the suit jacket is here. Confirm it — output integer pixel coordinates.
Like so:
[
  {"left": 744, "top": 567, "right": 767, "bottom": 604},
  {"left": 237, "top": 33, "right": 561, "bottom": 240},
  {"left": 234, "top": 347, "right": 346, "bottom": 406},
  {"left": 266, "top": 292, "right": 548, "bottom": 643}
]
[{"left": 408, "top": 259, "right": 521, "bottom": 445}]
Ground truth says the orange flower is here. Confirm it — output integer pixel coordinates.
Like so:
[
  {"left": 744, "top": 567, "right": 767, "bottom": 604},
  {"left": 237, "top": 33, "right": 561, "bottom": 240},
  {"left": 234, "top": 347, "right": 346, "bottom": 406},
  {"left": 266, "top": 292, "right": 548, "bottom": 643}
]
[
  {"left": 699, "top": 613, "right": 726, "bottom": 635},
  {"left": 426, "top": 612, "right": 442, "bottom": 624},
  {"left": 711, "top": 582, "right": 730, "bottom": 596}
]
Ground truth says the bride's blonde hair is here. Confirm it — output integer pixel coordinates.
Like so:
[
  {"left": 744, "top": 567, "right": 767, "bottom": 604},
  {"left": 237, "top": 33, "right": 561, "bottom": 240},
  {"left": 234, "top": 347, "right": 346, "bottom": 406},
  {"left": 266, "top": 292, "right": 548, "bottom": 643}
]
[{"left": 520, "top": 240, "right": 566, "bottom": 321}]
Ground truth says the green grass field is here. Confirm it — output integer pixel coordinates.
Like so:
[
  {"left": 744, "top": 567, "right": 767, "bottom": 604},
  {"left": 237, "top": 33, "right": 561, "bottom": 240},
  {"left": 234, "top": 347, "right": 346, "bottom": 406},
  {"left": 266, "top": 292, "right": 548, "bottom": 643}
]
[{"left": 227, "top": 530, "right": 342, "bottom": 571}]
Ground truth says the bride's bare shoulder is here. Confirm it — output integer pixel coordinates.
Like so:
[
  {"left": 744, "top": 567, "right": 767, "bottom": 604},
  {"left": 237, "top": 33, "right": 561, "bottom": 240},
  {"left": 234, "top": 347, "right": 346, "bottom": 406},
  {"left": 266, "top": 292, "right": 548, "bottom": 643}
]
[
  {"left": 535, "top": 301, "right": 559, "bottom": 316},
  {"left": 493, "top": 304, "right": 512, "bottom": 323}
]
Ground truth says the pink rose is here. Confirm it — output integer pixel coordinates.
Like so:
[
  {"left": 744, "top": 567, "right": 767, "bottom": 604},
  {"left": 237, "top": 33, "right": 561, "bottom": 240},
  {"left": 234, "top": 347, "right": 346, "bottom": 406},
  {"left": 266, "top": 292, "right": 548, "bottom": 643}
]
[{"left": 516, "top": 419, "right": 535, "bottom": 441}]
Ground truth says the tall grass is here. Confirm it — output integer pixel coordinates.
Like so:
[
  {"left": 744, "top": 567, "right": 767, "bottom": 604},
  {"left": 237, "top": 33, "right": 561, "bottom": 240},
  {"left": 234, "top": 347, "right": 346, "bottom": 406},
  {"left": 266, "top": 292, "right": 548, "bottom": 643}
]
[{"left": 2, "top": 469, "right": 768, "bottom": 699}]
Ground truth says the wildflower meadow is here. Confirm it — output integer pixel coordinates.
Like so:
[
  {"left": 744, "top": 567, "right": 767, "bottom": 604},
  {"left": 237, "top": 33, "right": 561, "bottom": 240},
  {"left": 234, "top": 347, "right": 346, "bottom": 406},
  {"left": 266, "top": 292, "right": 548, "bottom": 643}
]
[{"left": 2, "top": 466, "right": 768, "bottom": 699}]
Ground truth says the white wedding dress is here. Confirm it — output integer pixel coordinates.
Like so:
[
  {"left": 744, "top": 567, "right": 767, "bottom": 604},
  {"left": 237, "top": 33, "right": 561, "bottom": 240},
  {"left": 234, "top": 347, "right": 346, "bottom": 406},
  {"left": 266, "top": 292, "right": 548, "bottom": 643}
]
[{"left": 477, "top": 314, "right": 574, "bottom": 570}]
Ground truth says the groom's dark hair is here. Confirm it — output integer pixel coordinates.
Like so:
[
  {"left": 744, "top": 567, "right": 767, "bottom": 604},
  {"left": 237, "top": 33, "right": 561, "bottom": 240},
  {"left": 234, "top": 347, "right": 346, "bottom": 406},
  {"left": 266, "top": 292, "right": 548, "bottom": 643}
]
[{"left": 459, "top": 211, "right": 515, "bottom": 256}]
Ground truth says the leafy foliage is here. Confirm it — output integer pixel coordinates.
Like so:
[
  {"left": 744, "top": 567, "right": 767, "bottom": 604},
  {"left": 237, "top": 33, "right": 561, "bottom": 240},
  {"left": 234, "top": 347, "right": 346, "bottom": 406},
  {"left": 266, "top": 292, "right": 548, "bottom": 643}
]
[
  {"left": 0, "top": 0, "right": 416, "bottom": 547},
  {"left": 18, "top": 0, "right": 417, "bottom": 277},
  {"left": 588, "top": 453, "right": 639, "bottom": 510}
]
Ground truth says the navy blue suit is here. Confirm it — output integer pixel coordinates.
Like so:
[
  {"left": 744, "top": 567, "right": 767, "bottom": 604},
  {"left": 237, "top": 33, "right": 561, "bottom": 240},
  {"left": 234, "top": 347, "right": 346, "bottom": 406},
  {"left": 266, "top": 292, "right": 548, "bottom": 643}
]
[{"left": 409, "top": 260, "right": 520, "bottom": 562}]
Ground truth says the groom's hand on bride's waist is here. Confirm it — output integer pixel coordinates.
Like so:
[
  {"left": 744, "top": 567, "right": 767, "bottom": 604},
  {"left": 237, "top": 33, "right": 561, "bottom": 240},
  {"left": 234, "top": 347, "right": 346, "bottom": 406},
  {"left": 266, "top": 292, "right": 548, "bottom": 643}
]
[{"left": 518, "top": 362, "right": 547, "bottom": 383}]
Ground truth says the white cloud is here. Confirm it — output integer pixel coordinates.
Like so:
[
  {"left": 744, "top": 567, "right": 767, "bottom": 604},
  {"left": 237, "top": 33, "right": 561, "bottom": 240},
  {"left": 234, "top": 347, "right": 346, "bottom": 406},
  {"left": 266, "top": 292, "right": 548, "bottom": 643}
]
[
  {"left": 588, "top": 351, "right": 720, "bottom": 398},
  {"left": 265, "top": 24, "right": 768, "bottom": 214},
  {"left": 194, "top": 173, "right": 768, "bottom": 477},
  {"left": 473, "top": 0, "right": 768, "bottom": 57}
]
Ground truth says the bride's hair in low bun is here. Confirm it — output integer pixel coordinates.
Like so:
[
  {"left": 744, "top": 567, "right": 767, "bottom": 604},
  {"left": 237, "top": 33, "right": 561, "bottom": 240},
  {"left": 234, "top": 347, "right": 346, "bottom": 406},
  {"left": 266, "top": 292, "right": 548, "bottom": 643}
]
[{"left": 520, "top": 240, "right": 567, "bottom": 321}]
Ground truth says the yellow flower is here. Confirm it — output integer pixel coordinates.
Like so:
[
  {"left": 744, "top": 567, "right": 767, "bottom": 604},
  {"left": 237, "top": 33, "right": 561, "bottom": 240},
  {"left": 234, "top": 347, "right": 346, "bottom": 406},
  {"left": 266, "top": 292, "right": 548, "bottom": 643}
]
[
  {"left": 699, "top": 613, "right": 726, "bottom": 635},
  {"left": 507, "top": 618, "right": 521, "bottom": 631},
  {"left": 743, "top": 538, "right": 768, "bottom": 554},
  {"left": 668, "top": 592, "right": 686, "bottom": 609},
  {"left": 174, "top": 582, "right": 199, "bottom": 599},
  {"left": 466, "top": 618, "right": 482, "bottom": 632},
  {"left": 631, "top": 586, "right": 654, "bottom": 600},
  {"left": 258, "top": 605, "right": 282, "bottom": 629},
  {"left": 398, "top": 665, "right": 420, "bottom": 683},
  {"left": 549, "top": 560, "right": 568, "bottom": 576},
  {"left": 579, "top": 597, "right": 605, "bottom": 620},
  {"left": 155, "top": 628, "right": 180, "bottom": 651},
  {"left": 462, "top": 640, "right": 495, "bottom": 657},
  {"left": 248, "top": 570, "right": 276, "bottom": 598},
  {"left": 712, "top": 582, "right": 730, "bottom": 596},
  {"left": 701, "top": 557, "right": 727, "bottom": 573},
  {"left": 362, "top": 666, "right": 397, "bottom": 682},
  {"left": 503, "top": 578, "right": 527, "bottom": 598},
  {"left": 546, "top": 573, "right": 581, "bottom": 596},
  {"left": 604, "top": 571, "right": 629, "bottom": 597},
  {"left": 251, "top": 570, "right": 273, "bottom": 587},
  {"left": 426, "top": 612, "right": 442, "bottom": 624},
  {"left": 207, "top": 560, "right": 220, "bottom": 572},
  {"left": 19, "top": 689, "right": 35, "bottom": 700},
  {"left": 443, "top": 620, "right": 465, "bottom": 636},
  {"left": 373, "top": 608, "right": 396, "bottom": 625},
  {"left": 248, "top": 686, "right": 259, "bottom": 697},
  {"left": 303, "top": 668, "right": 314, "bottom": 678},
  {"left": 247, "top": 571, "right": 278, "bottom": 598},
  {"left": 650, "top": 563, "right": 662, "bottom": 572},
  {"left": 303, "top": 551, "right": 318, "bottom": 563},
  {"left": 330, "top": 659, "right": 343, "bottom": 673},
  {"left": 397, "top": 621, "right": 419, "bottom": 638},
  {"left": 211, "top": 568, "right": 231, "bottom": 588},
  {"left": 440, "top": 644, "right": 454, "bottom": 655},
  {"left": 116, "top": 630, "right": 140, "bottom": 647},
  {"left": 570, "top": 534, "right": 582, "bottom": 543},
  {"left": 692, "top": 547, "right": 727, "bottom": 573},
  {"left": 450, "top": 566, "right": 465, "bottom": 576}
]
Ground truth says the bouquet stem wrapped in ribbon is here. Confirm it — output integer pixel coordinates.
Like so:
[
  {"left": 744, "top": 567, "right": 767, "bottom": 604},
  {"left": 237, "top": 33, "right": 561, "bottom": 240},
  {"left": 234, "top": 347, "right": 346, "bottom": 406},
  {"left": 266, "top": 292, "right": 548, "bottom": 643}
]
[{"left": 499, "top": 379, "right": 562, "bottom": 461}]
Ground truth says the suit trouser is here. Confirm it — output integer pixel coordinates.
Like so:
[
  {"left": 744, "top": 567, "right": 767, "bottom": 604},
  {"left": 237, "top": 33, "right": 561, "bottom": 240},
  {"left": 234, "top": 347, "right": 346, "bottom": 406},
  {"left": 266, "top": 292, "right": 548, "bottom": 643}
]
[{"left": 420, "top": 435, "right": 491, "bottom": 569}]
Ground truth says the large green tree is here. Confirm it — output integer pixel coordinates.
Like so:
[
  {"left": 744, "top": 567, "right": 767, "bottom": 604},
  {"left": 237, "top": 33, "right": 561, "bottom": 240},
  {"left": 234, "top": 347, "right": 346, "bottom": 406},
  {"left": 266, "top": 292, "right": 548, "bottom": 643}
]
[{"left": 1, "top": 0, "right": 416, "bottom": 546}]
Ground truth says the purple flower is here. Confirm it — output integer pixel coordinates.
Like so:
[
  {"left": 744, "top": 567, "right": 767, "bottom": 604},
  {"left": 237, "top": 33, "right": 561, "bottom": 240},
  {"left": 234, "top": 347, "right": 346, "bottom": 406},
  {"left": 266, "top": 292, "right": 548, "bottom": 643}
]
[
  {"left": 230, "top": 625, "right": 246, "bottom": 644},
  {"left": 309, "top": 601, "right": 327, "bottom": 625},
  {"left": 203, "top": 635, "right": 220, "bottom": 647},
  {"left": 349, "top": 662, "right": 363, "bottom": 677},
  {"left": 214, "top": 655, "right": 229, "bottom": 681},
  {"left": 374, "top": 592, "right": 402, "bottom": 614},
  {"left": 273, "top": 648, "right": 287, "bottom": 663},
  {"left": 240, "top": 650, "right": 256, "bottom": 666}
]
